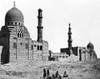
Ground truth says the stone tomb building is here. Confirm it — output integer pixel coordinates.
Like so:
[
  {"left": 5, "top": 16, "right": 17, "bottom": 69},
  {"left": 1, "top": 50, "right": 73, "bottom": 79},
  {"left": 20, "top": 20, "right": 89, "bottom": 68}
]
[
  {"left": 60, "top": 23, "right": 97, "bottom": 62},
  {"left": 0, "top": 5, "right": 49, "bottom": 64},
  {"left": 49, "top": 23, "right": 97, "bottom": 62}
]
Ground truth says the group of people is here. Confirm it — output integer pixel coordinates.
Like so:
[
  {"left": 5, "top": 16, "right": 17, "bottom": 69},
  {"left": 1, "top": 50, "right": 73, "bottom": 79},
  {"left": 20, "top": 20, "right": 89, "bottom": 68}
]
[{"left": 42, "top": 68, "right": 68, "bottom": 79}]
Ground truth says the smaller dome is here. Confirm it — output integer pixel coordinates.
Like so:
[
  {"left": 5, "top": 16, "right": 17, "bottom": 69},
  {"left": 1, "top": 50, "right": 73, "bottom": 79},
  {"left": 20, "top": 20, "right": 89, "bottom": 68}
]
[
  {"left": 87, "top": 42, "right": 94, "bottom": 49},
  {"left": 5, "top": 7, "right": 24, "bottom": 24}
]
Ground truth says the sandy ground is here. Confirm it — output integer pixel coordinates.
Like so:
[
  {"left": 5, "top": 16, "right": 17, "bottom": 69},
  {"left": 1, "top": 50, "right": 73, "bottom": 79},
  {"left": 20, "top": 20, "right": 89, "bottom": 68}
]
[{"left": 0, "top": 59, "right": 100, "bottom": 79}]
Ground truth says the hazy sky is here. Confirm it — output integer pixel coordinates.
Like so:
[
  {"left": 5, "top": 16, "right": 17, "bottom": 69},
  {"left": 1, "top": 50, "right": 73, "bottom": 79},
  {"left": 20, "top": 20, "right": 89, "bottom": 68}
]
[{"left": 0, "top": 0, "right": 100, "bottom": 58}]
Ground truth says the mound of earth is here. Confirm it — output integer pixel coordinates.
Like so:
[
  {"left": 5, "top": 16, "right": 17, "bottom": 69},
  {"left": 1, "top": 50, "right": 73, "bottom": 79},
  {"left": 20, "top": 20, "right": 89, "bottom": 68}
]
[{"left": 0, "top": 59, "right": 100, "bottom": 79}]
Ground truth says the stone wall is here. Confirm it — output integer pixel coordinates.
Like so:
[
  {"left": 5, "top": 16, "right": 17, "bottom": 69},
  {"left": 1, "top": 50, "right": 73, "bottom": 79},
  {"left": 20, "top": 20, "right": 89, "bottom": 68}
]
[
  {"left": 0, "top": 24, "right": 49, "bottom": 64},
  {"left": 0, "top": 46, "right": 3, "bottom": 64},
  {"left": 9, "top": 26, "right": 30, "bottom": 62},
  {"left": 33, "top": 41, "right": 49, "bottom": 61}
]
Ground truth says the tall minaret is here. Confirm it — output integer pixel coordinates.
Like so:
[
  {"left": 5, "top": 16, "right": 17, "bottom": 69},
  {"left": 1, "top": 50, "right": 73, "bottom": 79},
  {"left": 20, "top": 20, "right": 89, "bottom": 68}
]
[
  {"left": 68, "top": 23, "right": 73, "bottom": 55},
  {"left": 37, "top": 8, "right": 43, "bottom": 42}
]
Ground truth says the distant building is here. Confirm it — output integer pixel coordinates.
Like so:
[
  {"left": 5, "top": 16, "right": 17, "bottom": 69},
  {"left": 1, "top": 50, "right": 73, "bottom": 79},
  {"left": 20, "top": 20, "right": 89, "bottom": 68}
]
[
  {"left": 0, "top": 3, "right": 49, "bottom": 64},
  {"left": 60, "top": 23, "right": 97, "bottom": 62},
  {"left": 49, "top": 23, "right": 97, "bottom": 62}
]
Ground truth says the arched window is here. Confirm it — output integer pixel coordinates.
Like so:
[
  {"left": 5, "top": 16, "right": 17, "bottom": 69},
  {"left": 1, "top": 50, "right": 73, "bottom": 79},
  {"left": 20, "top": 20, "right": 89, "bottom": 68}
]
[
  {"left": 79, "top": 49, "right": 82, "bottom": 61},
  {"left": 17, "top": 33, "right": 19, "bottom": 37},
  {"left": 13, "top": 43, "right": 17, "bottom": 49},
  {"left": 19, "top": 23, "right": 20, "bottom": 26},
  {"left": 34, "top": 45, "right": 36, "bottom": 47},
  {"left": 17, "top": 28, "right": 24, "bottom": 38},
  {"left": 11, "top": 22, "right": 13, "bottom": 25},
  {"left": 20, "top": 42, "right": 23, "bottom": 45},
  {"left": 21, "top": 33, "right": 23, "bottom": 38},
  {"left": 37, "top": 45, "right": 39, "bottom": 50},
  {"left": 40, "top": 46, "right": 42, "bottom": 50},
  {"left": 31, "top": 45, "right": 33, "bottom": 50},
  {"left": 15, "top": 22, "right": 17, "bottom": 25}
]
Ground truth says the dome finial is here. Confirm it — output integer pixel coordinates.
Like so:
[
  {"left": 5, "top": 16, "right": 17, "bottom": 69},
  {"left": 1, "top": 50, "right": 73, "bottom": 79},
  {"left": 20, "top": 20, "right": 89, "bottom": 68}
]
[
  {"left": 89, "top": 40, "right": 91, "bottom": 43},
  {"left": 13, "top": 1, "right": 16, "bottom": 7}
]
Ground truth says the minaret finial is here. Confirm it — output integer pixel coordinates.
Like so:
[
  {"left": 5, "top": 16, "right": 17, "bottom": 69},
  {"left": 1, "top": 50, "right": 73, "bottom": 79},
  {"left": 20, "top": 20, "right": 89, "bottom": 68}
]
[
  {"left": 69, "top": 22, "right": 71, "bottom": 27},
  {"left": 14, "top": 1, "right": 15, "bottom": 7}
]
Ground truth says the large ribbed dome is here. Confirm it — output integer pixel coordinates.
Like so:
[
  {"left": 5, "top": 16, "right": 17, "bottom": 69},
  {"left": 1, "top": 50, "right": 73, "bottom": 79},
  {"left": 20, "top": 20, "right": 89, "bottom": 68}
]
[{"left": 5, "top": 7, "right": 24, "bottom": 23}]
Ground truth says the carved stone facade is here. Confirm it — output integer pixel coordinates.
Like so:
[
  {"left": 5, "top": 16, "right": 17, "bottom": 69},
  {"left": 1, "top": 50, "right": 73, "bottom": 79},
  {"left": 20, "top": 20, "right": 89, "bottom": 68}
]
[{"left": 0, "top": 6, "right": 49, "bottom": 64}]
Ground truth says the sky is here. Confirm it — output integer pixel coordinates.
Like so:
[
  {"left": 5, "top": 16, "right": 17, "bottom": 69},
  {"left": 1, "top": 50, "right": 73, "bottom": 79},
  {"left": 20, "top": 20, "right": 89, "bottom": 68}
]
[{"left": 0, "top": 0, "right": 100, "bottom": 58}]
